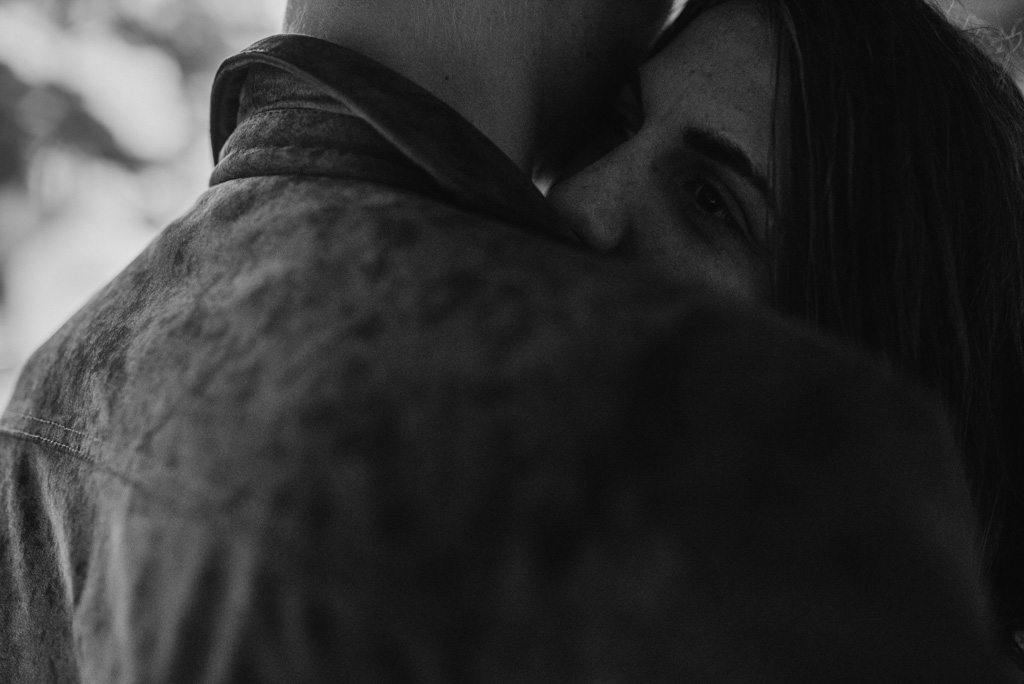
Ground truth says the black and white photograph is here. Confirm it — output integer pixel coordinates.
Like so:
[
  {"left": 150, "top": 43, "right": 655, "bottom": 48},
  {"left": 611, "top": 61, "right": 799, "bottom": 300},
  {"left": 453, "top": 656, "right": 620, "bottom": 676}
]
[{"left": 1, "top": 0, "right": 1023, "bottom": 681}]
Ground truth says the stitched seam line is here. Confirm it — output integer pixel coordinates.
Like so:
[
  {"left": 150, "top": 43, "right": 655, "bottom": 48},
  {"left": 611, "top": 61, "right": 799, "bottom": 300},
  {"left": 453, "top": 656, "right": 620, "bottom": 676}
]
[
  {"left": 4, "top": 411, "right": 102, "bottom": 444},
  {"left": 0, "top": 427, "right": 95, "bottom": 460},
  {"left": 0, "top": 427, "right": 158, "bottom": 493},
  {"left": 0, "top": 426, "right": 264, "bottom": 536},
  {"left": 1, "top": 422, "right": 241, "bottom": 513},
  {"left": 0, "top": 427, "right": 363, "bottom": 550}
]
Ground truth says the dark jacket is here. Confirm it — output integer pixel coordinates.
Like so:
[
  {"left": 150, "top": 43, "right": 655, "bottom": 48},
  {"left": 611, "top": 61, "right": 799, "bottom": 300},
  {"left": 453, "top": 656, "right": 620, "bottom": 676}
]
[{"left": 0, "top": 35, "right": 1016, "bottom": 683}]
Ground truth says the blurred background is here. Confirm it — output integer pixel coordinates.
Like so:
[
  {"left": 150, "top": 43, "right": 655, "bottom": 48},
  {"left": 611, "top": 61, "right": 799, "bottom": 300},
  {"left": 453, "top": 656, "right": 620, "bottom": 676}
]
[
  {"left": 0, "top": 0, "right": 286, "bottom": 405},
  {"left": 0, "top": 0, "right": 1021, "bottom": 407}
]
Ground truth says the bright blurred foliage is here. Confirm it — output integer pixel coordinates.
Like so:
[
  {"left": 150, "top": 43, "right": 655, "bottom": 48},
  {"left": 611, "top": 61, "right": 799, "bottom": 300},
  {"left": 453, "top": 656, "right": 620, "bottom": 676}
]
[
  {"left": 0, "top": 0, "right": 1020, "bottom": 407},
  {"left": 0, "top": 0, "right": 286, "bottom": 405}
]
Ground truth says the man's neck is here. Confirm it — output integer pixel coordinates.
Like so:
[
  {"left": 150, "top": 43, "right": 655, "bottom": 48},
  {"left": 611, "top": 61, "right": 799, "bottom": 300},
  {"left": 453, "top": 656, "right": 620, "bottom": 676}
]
[{"left": 285, "top": 2, "right": 541, "bottom": 175}]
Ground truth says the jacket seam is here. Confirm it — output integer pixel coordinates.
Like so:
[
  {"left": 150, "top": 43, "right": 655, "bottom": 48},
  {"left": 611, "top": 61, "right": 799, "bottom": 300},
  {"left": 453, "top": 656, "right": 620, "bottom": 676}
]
[
  {"left": 5, "top": 411, "right": 102, "bottom": 444},
  {"left": 0, "top": 427, "right": 94, "bottom": 460},
  {"left": 0, "top": 425, "right": 312, "bottom": 545},
  {"left": 0, "top": 426, "right": 240, "bottom": 520}
]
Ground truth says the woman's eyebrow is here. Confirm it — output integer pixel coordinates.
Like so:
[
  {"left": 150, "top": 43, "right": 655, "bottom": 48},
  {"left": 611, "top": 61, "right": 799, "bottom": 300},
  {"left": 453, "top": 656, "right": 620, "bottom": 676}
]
[{"left": 683, "top": 127, "right": 774, "bottom": 207}]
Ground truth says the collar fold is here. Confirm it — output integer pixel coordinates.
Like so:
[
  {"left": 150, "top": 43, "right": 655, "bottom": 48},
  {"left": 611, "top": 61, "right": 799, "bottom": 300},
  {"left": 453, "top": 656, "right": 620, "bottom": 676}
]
[{"left": 211, "top": 34, "right": 576, "bottom": 242}]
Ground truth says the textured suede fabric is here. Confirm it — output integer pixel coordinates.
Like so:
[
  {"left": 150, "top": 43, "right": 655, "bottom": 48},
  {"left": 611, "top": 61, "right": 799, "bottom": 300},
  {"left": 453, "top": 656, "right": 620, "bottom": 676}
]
[{"left": 0, "top": 35, "right": 1018, "bottom": 683}]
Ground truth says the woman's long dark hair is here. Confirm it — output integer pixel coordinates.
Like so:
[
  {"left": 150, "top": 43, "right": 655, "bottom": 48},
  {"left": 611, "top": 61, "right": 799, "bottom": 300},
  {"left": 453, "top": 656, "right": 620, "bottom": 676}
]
[{"left": 664, "top": 0, "right": 1024, "bottom": 657}]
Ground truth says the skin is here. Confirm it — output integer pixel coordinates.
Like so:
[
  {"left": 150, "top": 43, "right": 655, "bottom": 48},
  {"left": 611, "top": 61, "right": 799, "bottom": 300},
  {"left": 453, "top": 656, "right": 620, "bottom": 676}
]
[
  {"left": 285, "top": 0, "right": 678, "bottom": 180},
  {"left": 548, "top": 1, "right": 786, "bottom": 300}
]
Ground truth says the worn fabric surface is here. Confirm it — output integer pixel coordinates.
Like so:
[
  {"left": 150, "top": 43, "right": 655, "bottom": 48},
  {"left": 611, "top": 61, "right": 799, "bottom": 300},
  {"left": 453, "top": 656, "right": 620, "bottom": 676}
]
[{"left": 0, "top": 35, "right": 1018, "bottom": 683}]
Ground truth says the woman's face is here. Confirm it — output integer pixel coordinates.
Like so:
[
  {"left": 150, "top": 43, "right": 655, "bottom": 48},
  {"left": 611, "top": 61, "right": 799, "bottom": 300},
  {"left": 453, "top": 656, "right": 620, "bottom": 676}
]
[{"left": 548, "top": 1, "right": 786, "bottom": 302}]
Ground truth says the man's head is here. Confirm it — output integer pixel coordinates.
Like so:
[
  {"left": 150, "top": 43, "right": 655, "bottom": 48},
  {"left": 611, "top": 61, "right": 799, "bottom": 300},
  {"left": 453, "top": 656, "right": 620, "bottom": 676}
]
[
  {"left": 507, "top": 0, "right": 677, "bottom": 178},
  {"left": 284, "top": 0, "right": 676, "bottom": 179}
]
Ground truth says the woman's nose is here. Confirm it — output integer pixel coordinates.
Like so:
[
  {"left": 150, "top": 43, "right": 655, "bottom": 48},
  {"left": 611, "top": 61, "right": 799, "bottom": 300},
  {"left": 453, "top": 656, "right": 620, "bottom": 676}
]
[{"left": 547, "top": 161, "right": 630, "bottom": 253}]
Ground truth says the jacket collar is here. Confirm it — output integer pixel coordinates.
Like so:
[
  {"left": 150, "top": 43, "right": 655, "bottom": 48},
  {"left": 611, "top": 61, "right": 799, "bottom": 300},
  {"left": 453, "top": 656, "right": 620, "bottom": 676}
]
[{"left": 210, "top": 34, "right": 576, "bottom": 243}]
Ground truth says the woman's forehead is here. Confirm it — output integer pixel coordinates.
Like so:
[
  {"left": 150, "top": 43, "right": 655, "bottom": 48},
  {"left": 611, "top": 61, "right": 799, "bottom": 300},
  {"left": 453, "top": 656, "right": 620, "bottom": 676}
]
[
  {"left": 642, "top": 3, "right": 779, "bottom": 121},
  {"left": 640, "top": 2, "right": 787, "bottom": 196}
]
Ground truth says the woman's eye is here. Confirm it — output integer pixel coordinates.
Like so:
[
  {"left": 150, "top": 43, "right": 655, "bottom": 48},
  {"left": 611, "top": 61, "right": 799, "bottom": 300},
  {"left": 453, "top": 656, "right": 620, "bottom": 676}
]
[
  {"left": 692, "top": 181, "right": 729, "bottom": 219},
  {"left": 668, "top": 165, "right": 764, "bottom": 255},
  {"left": 677, "top": 177, "right": 759, "bottom": 252}
]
